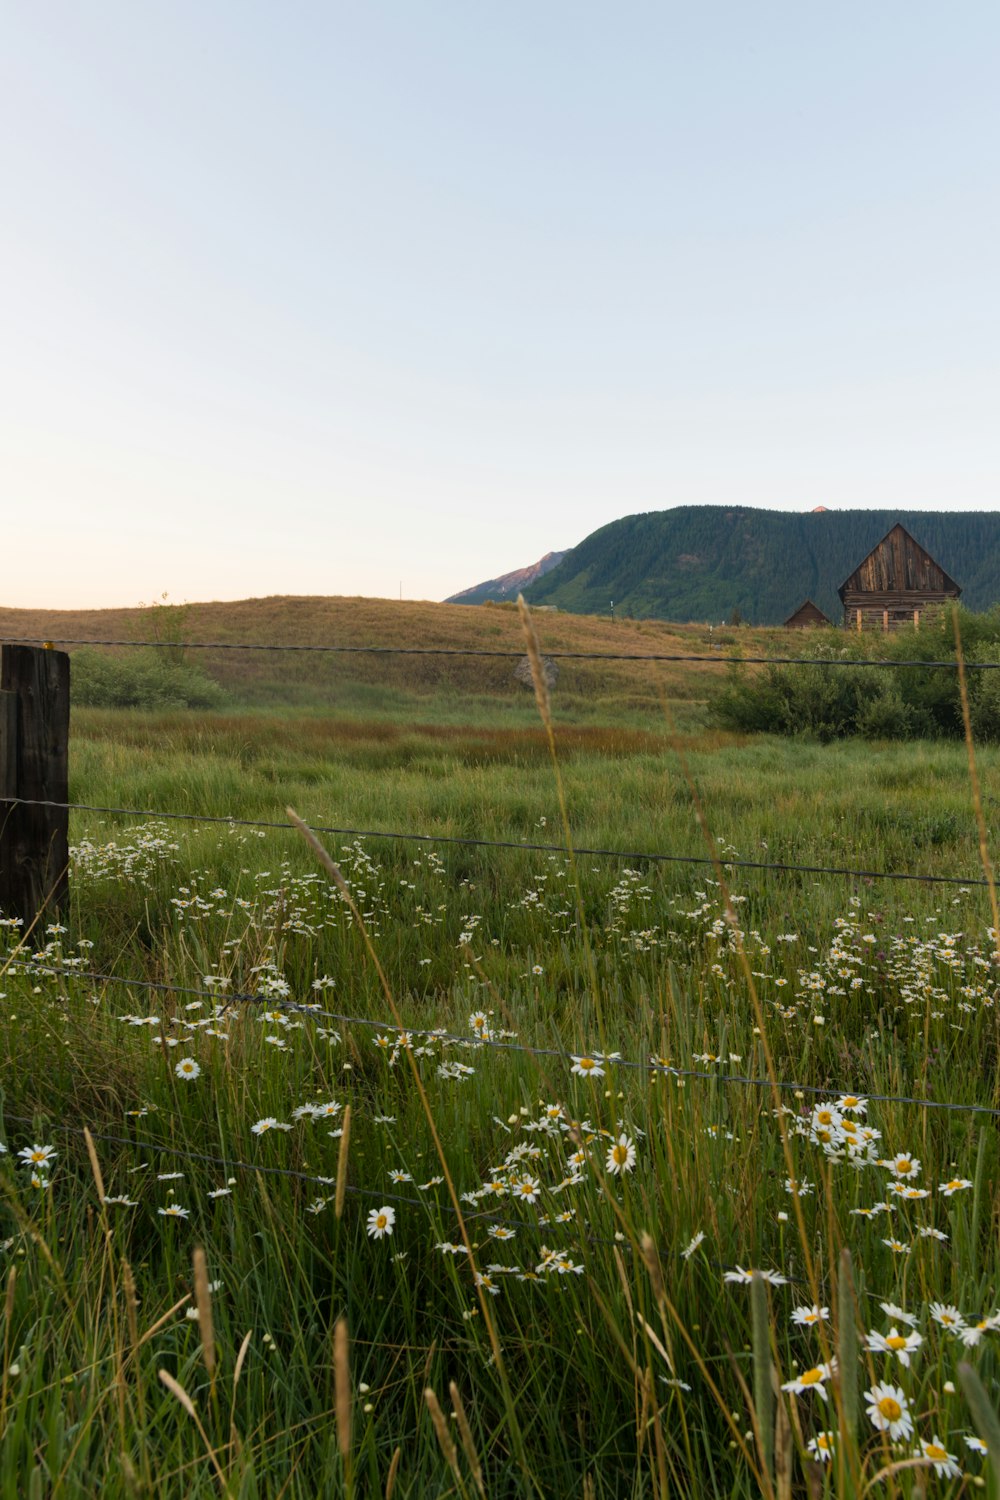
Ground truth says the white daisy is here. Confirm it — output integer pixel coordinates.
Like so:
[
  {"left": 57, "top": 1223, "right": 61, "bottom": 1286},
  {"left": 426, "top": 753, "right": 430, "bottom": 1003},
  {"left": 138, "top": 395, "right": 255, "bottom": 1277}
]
[{"left": 366, "top": 1206, "right": 395, "bottom": 1240}]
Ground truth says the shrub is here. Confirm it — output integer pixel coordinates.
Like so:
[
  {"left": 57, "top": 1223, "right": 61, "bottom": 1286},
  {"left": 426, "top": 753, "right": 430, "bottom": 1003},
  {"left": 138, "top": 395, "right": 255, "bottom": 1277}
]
[
  {"left": 70, "top": 649, "right": 228, "bottom": 710},
  {"left": 854, "top": 677, "right": 914, "bottom": 740},
  {"left": 712, "top": 651, "right": 876, "bottom": 742},
  {"left": 968, "top": 643, "right": 1000, "bottom": 742}
]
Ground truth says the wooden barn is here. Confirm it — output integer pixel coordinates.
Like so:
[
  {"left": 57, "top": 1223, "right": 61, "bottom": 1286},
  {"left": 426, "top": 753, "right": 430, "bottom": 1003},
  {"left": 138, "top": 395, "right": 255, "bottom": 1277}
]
[
  {"left": 784, "top": 599, "right": 831, "bottom": 628},
  {"left": 838, "top": 524, "right": 961, "bottom": 631}
]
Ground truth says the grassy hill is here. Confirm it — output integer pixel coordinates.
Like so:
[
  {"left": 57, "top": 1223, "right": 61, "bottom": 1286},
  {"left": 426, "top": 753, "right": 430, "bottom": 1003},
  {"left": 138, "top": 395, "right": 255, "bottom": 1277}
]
[
  {"left": 0, "top": 593, "right": 772, "bottom": 719},
  {"left": 524, "top": 506, "right": 1000, "bottom": 623}
]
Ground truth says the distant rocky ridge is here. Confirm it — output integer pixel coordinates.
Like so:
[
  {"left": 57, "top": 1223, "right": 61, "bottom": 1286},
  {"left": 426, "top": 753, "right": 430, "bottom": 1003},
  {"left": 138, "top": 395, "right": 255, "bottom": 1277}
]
[{"left": 445, "top": 550, "right": 568, "bottom": 605}]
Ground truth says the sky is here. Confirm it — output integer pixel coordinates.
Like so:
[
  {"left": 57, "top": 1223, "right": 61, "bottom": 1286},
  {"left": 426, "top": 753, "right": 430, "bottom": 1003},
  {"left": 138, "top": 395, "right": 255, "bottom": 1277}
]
[{"left": 1, "top": 2, "right": 998, "bottom": 608}]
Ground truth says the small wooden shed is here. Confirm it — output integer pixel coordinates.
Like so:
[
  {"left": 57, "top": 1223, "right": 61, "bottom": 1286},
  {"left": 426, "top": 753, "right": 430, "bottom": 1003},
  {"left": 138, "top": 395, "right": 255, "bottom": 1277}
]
[
  {"left": 838, "top": 524, "right": 961, "bottom": 631},
  {"left": 784, "top": 600, "right": 831, "bottom": 628}
]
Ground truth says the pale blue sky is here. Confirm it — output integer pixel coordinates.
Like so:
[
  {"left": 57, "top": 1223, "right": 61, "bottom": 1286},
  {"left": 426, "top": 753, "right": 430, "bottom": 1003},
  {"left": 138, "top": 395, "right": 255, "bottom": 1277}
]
[{"left": 1, "top": 3, "right": 998, "bottom": 607}]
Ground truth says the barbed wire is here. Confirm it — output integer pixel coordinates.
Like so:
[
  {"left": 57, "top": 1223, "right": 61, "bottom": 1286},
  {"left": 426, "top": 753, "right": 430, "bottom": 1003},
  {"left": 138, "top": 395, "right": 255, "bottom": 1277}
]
[
  {"left": 0, "top": 795, "right": 989, "bottom": 889},
  {"left": 7, "top": 1107, "right": 807, "bottom": 1274},
  {"left": 0, "top": 1111, "right": 651, "bottom": 1253},
  {"left": 0, "top": 1113, "right": 570, "bottom": 1236},
  {"left": 2, "top": 1110, "right": 416, "bottom": 1205},
  {"left": 9, "top": 958, "right": 1000, "bottom": 1120},
  {"left": 0, "top": 634, "right": 994, "bottom": 669}
]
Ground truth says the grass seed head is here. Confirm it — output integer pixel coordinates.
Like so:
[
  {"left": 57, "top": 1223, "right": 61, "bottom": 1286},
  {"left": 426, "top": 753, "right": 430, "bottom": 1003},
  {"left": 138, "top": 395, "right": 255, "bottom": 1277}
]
[
  {"left": 424, "top": 1386, "right": 459, "bottom": 1475},
  {"left": 449, "top": 1380, "right": 485, "bottom": 1496},
  {"left": 335, "top": 1104, "right": 351, "bottom": 1219},
  {"left": 192, "top": 1247, "right": 216, "bottom": 1376},
  {"left": 334, "top": 1317, "right": 352, "bottom": 1462},
  {"left": 517, "top": 594, "right": 552, "bottom": 727}
]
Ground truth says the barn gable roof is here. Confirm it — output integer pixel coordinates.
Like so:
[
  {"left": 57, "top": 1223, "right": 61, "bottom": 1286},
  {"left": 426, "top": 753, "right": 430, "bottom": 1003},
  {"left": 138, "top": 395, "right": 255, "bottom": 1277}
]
[
  {"left": 784, "top": 600, "right": 831, "bottom": 627},
  {"left": 837, "top": 524, "right": 961, "bottom": 603}
]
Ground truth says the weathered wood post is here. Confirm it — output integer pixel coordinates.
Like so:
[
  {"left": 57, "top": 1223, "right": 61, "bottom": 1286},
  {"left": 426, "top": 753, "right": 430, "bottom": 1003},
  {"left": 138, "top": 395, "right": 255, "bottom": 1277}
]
[{"left": 0, "top": 644, "right": 70, "bottom": 931}]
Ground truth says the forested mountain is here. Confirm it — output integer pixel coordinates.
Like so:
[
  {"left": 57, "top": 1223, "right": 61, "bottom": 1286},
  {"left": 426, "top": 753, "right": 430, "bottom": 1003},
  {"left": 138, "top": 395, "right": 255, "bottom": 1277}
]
[{"left": 523, "top": 507, "right": 1000, "bottom": 623}]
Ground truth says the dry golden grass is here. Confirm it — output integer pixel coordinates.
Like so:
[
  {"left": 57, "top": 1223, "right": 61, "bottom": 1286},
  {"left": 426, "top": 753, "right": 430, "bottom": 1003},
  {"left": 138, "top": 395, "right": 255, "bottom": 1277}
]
[
  {"left": 0, "top": 592, "right": 740, "bottom": 651},
  {"left": 0, "top": 593, "right": 777, "bottom": 706}
]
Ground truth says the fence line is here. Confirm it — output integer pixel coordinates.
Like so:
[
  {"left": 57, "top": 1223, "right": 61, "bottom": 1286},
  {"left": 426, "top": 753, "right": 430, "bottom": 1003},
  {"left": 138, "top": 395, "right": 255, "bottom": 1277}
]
[
  {"left": 3, "top": 1106, "right": 812, "bottom": 1279},
  {"left": 0, "top": 1111, "right": 651, "bottom": 1253},
  {"left": 0, "top": 1112, "right": 558, "bottom": 1233},
  {"left": 9, "top": 958, "right": 1000, "bottom": 1120},
  {"left": 0, "top": 795, "right": 989, "bottom": 889},
  {"left": 3, "top": 1111, "right": 421, "bottom": 1206},
  {"left": 0, "top": 634, "right": 995, "bottom": 669}
]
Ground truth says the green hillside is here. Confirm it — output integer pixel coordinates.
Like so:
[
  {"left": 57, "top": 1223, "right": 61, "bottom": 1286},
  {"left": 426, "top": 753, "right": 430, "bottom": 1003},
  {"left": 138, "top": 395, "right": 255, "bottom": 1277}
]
[{"left": 524, "top": 506, "right": 1000, "bottom": 623}]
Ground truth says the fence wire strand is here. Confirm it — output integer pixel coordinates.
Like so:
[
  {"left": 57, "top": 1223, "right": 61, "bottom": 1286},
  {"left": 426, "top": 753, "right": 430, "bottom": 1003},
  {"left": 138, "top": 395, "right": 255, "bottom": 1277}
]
[
  {"left": 8, "top": 958, "right": 1000, "bottom": 1121},
  {"left": 0, "top": 795, "right": 989, "bottom": 889},
  {"left": 0, "top": 1112, "right": 645, "bottom": 1252},
  {"left": 0, "top": 634, "right": 997, "bottom": 669}
]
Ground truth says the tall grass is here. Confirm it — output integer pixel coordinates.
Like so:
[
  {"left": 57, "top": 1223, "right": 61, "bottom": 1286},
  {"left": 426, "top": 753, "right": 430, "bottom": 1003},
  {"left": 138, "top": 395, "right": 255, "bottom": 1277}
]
[{"left": 2, "top": 623, "right": 1000, "bottom": 1493}]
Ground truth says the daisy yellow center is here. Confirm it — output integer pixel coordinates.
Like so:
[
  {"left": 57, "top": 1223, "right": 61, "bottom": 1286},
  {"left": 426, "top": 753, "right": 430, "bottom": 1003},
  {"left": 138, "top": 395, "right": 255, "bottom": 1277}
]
[
  {"left": 612, "top": 1145, "right": 628, "bottom": 1164},
  {"left": 925, "top": 1444, "right": 946, "bottom": 1461},
  {"left": 946, "top": 1180, "right": 962, "bottom": 1190},
  {"left": 801, "top": 1368, "right": 823, "bottom": 1385},
  {"left": 842, "top": 1097, "right": 859, "bottom": 1107},
  {"left": 579, "top": 1059, "right": 595, "bottom": 1070},
  {"left": 941, "top": 1314, "right": 955, "bottom": 1325},
  {"left": 817, "top": 1434, "right": 831, "bottom": 1450},
  {"left": 896, "top": 1159, "right": 913, "bottom": 1175},
  {"left": 886, "top": 1336, "right": 907, "bottom": 1350},
  {"left": 878, "top": 1397, "right": 902, "bottom": 1421},
  {"left": 816, "top": 1111, "right": 834, "bottom": 1124},
  {"left": 376, "top": 1215, "right": 387, "bottom": 1229}
]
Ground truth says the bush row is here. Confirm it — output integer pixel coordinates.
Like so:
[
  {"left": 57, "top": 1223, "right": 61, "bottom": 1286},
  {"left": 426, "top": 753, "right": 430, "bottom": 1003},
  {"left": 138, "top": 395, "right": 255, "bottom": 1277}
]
[{"left": 711, "top": 608, "right": 1000, "bottom": 741}]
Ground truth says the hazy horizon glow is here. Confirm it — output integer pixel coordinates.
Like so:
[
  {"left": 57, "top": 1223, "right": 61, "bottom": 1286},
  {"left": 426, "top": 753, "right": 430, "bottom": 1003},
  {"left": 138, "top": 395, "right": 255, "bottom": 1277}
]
[{"left": 2, "top": 3, "right": 998, "bottom": 609}]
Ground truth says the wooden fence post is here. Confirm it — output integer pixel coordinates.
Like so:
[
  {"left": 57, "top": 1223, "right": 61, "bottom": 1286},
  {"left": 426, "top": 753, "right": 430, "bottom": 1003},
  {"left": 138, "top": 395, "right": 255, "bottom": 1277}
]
[
  {"left": 0, "top": 689, "right": 17, "bottom": 918},
  {"left": 0, "top": 645, "right": 70, "bottom": 931}
]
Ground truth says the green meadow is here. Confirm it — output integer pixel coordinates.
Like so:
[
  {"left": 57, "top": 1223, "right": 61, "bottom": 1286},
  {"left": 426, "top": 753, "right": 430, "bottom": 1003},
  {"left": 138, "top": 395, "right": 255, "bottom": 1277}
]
[{"left": 3, "top": 622, "right": 1000, "bottom": 1498}]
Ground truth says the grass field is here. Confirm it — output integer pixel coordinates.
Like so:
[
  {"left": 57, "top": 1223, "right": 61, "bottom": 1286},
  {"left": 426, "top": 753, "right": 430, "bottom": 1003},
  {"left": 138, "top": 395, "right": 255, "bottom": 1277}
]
[{"left": 3, "top": 598, "right": 1000, "bottom": 1497}]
